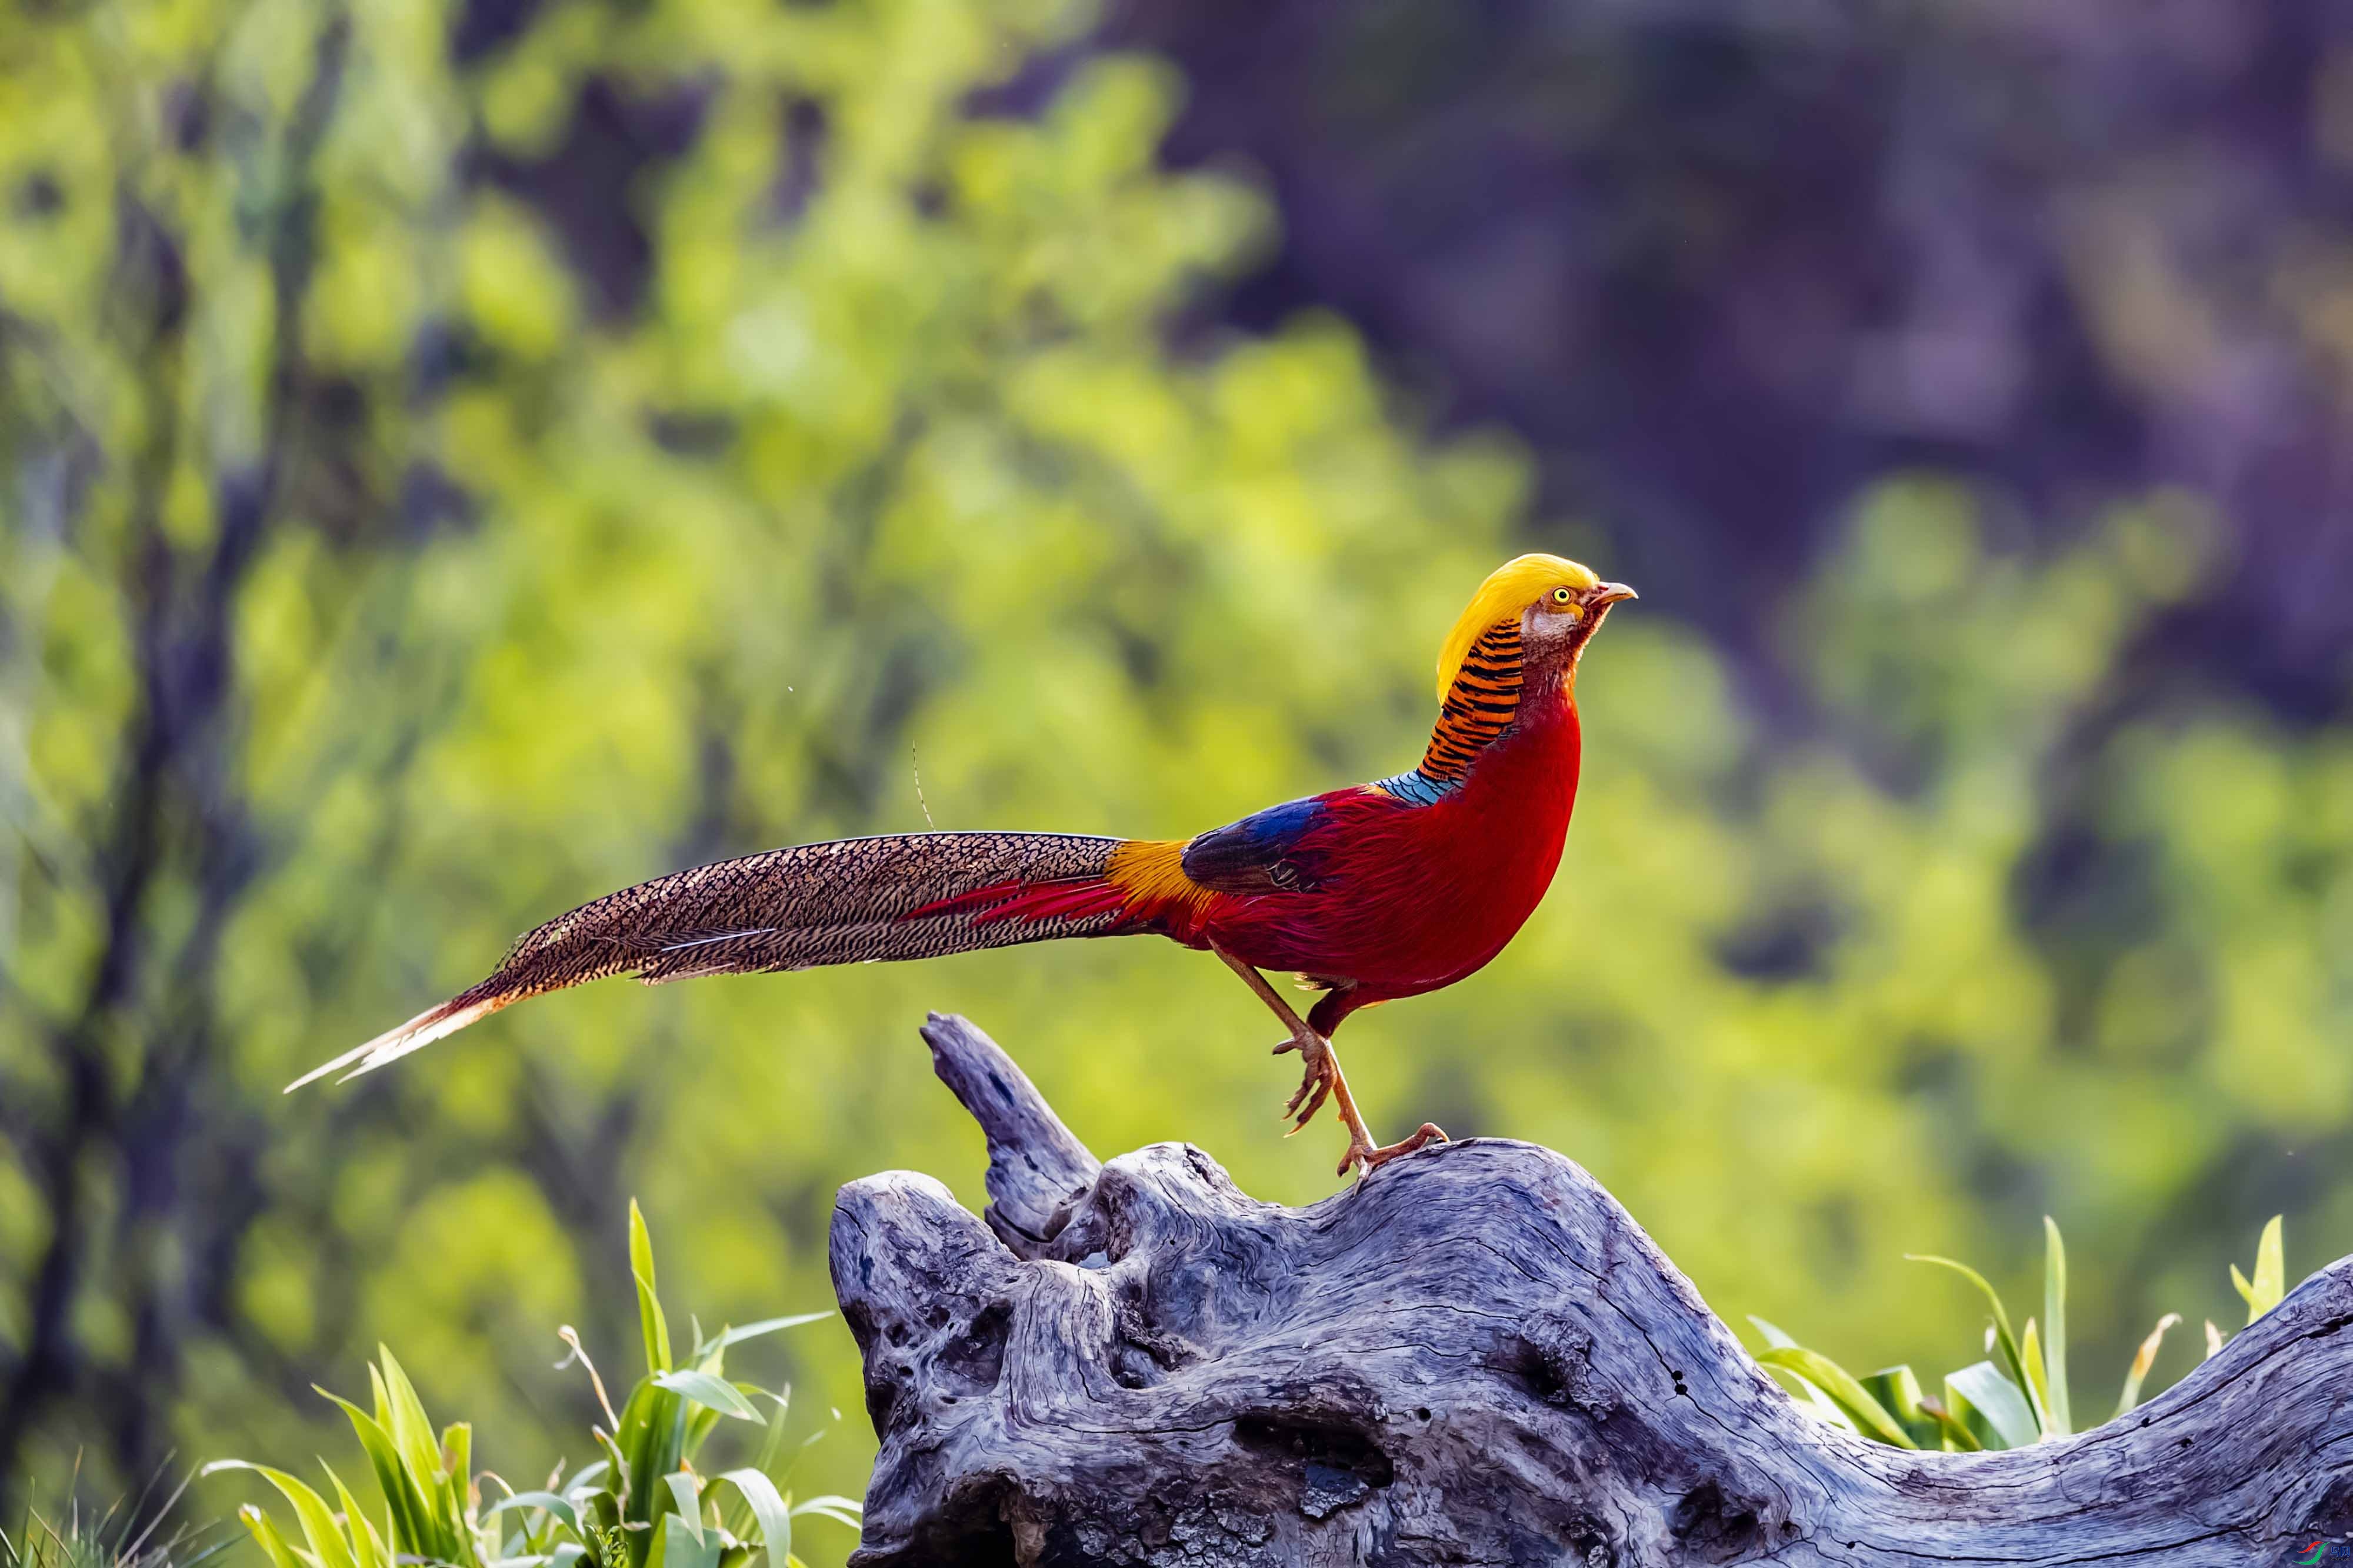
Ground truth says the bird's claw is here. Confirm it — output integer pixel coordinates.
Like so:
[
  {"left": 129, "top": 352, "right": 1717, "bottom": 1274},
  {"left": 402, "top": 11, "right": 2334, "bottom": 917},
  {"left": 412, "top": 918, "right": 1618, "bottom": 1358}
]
[
  {"left": 1258, "top": 1012, "right": 1446, "bottom": 1179},
  {"left": 1338, "top": 1122, "right": 1450, "bottom": 1179},
  {"left": 1278, "top": 1032, "right": 1335, "bottom": 1132}
]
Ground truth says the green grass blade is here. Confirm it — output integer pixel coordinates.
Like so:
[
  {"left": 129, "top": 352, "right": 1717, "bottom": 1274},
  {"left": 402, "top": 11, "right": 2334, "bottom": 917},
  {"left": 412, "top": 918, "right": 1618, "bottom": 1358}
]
[
  {"left": 322, "top": 1464, "right": 391, "bottom": 1568},
  {"left": 373, "top": 1350, "right": 444, "bottom": 1487},
  {"left": 1745, "top": 1319, "right": 1854, "bottom": 1430},
  {"left": 629, "top": 1201, "right": 674, "bottom": 1376},
  {"left": 2237, "top": 1215, "right": 2286, "bottom": 1325},
  {"left": 648, "top": 1515, "right": 716, "bottom": 1568},
  {"left": 1857, "top": 1365, "right": 1942, "bottom": 1450},
  {"left": 1912, "top": 1394, "right": 1982, "bottom": 1452},
  {"left": 651, "top": 1373, "right": 758, "bottom": 1423},
  {"left": 318, "top": 1390, "right": 431, "bottom": 1554},
  {"left": 659, "top": 1478, "right": 701, "bottom": 1547},
  {"left": 694, "top": 1316, "right": 831, "bottom": 1369},
  {"left": 481, "top": 1495, "right": 585, "bottom": 1540},
  {"left": 1756, "top": 1347, "right": 1917, "bottom": 1447},
  {"left": 713, "top": 1473, "right": 789, "bottom": 1567},
  {"left": 1907, "top": 1254, "right": 2047, "bottom": 1436},
  {"left": 198, "top": 1463, "right": 357, "bottom": 1568},
  {"left": 232, "top": 1507, "right": 310, "bottom": 1568},
  {"left": 369, "top": 1349, "right": 468, "bottom": 1560},
  {"left": 2041, "top": 1217, "right": 2071, "bottom": 1437},
  {"left": 2114, "top": 1313, "right": 2181, "bottom": 1418},
  {"left": 442, "top": 1423, "right": 472, "bottom": 1499},
  {"left": 2019, "top": 1319, "right": 2054, "bottom": 1439},
  {"left": 749, "top": 1390, "right": 792, "bottom": 1479},
  {"left": 616, "top": 1380, "right": 689, "bottom": 1533},
  {"left": 439, "top": 1423, "right": 478, "bottom": 1560},
  {"left": 685, "top": 1403, "right": 724, "bottom": 1457},
  {"left": 782, "top": 1499, "right": 860, "bottom": 1533}
]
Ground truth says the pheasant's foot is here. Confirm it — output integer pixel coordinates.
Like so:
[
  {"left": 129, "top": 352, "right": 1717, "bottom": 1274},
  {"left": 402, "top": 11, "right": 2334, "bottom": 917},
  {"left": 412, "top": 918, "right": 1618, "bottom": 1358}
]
[
  {"left": 1275, "top": 1029, "right": 1337, "bottom": 1132},
  {"left": 1338, "top": 1122, "right": 1449, "bottom": 1179}
]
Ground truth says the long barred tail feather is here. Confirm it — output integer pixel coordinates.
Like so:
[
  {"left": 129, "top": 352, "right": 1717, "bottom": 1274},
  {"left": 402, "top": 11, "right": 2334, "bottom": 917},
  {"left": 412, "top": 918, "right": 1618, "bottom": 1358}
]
[
  {"left": 285, "top": 992, "right": 515, "bottom": 1091},
  {"left": 289, "top": 831, "right": 1134, "bottom": 1091}
]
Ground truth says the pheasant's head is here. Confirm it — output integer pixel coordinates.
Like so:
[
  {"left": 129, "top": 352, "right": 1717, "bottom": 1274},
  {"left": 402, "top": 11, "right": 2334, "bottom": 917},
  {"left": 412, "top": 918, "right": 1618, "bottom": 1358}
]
[{"left": 1435, "top": 553, "right": 1637, "bottom": 698}]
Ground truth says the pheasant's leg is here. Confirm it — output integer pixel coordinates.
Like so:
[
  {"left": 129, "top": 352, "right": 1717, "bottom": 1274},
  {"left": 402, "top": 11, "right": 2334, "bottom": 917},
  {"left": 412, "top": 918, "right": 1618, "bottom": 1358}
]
[
  {"left": 1211, "top": 946, "right": 1342, "bottom": 1130},
  {"left": 1211, "top": 948, "right": 1447, "bottom": 1176}
]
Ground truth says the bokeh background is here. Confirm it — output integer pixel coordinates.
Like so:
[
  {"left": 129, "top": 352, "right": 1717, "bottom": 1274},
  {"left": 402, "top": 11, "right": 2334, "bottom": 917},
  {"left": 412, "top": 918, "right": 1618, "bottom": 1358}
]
[{"left": 6, "top": 0, "right": 2353, "bottom": 1556}]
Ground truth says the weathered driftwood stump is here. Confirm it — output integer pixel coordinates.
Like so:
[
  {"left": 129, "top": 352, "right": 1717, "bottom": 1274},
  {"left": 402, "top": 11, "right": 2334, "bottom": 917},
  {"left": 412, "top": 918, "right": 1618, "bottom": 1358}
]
[{"left": 828, "top": 1015, "right": 2353, "bottom": 1566}]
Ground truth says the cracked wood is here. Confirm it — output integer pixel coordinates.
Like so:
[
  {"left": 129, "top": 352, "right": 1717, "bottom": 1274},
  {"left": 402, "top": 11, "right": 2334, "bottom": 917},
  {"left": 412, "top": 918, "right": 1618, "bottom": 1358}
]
[{"left": 828, "top": 1013, "right": 2353, "bottom": 1566}]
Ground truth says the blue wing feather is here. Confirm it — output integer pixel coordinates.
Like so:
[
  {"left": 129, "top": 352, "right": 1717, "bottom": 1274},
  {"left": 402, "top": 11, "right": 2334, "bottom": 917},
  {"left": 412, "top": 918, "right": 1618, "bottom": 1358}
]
[{"left": 1179, "top": 795, "right": 1331, "bottom": 894}]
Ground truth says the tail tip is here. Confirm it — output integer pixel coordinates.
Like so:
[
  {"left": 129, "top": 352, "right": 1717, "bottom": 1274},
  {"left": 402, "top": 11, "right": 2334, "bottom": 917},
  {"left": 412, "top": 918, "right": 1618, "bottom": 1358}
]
[{"left": 285, "top": 993, "right": 504, "bottom": 1093}]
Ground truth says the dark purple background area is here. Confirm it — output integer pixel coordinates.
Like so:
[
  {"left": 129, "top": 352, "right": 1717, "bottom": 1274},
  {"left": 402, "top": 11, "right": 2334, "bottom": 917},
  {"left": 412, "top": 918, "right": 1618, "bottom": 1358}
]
[
  {"left": 488, "top": 0, "right": 2353, "bottom": 724},
  {"left": 1110, "top": 1, "right": 2353, "bottom": 722}
]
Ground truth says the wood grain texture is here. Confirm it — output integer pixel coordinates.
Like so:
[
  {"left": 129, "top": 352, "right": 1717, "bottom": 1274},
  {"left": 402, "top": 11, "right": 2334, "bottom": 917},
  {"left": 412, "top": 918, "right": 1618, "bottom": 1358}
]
[{"left": 831, "top": 1016, "right": 2353, "bottom": 1567}]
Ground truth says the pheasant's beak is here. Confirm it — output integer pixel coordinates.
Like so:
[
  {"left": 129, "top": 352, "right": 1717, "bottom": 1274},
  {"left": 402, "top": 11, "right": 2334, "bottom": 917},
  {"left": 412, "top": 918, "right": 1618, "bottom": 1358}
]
[{"left": 1591, "top": 582, "right": 1638, "bottom": 607}]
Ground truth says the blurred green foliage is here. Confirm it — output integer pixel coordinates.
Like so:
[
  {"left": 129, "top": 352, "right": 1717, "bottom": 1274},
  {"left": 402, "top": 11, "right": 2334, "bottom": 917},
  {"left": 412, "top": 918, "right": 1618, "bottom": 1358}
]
[{"left": 4, "top": 0, "right": 2352, "bottom": 1562}]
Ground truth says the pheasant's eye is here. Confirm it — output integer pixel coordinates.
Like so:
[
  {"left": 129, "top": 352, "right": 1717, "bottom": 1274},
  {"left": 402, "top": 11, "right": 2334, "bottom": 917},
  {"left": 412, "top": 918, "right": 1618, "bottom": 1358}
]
[{"left": 1551, "top": 586, "right": 1574, "bottom": 604}]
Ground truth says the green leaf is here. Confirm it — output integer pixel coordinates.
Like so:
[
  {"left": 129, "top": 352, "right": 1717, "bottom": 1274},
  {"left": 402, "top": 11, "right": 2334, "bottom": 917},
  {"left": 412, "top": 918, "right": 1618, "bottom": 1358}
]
[
  {"left": 646, "top": 1513, "right": 716, "bottom": 1568},
  {"left": 1907, "top": 1254, "right": 2047, "bottom": 1437},
  {"left": 443, "top": 1422, "right": 474, "bottom": 1501},
  {"left": 661, "top": 1476, "right": 702, "bottom": 1546},
  {"left": 235, "top": 1506, "right": 310, "bottom": 1568},
  {"left": 1756, "top": 1346, "right": 1917, "bottom": 1447},
  {"left": 358, "top": 1353, "right": 471, "bottom": 1563},
  {"left": 749, "top": 1389, "right": 792, "bottom": 1479},
  {"left": 375, "top": 1349, "right": 447, "bottom": 1489},
  {"left": 201, "top": 1462, "right": 359, "bottom": 1568},
  {"left": 694, "top": 1315, "right": 831, "bottom": 1367},
  {"left": 1857, "top": 1365, "right": 1942, "bottom": 1450},
  {"left": 1745, "top": 1319, "right": 1854, "bottom": 1431},
  {"left": 318, "top": 1389, "right": 433, "bottom": 1555},
  {"left": 714, "top": 1473, "right": 790, "bottom": 1566},
  {"left": 324, "top": 1464, "right": 392, "bottom": 1568},
  {"left": 685, "top": 1401, "right": 725, "bottom": 1456},
  {"left": 631, "top": 1200, "right": 674, "bottom": 1376},
  {"left": 653, "top": 1371, "right": 760, "bottom": 1422},
  {"left": 784, "top": 1498, "right": 861, "bottom": 1533},
  {"left": 483, "top": 1494, "right": 586, "bottom": 1539},
  {"left": 1912, "top": 1394, "right": 1982, "bottom": 1452},
  {"left": 2114, "top": 1312, "right": 2181, "bottom": 1419},
  {"left": 2041, "top": 1217, "right": 2071, "bottom": 1437},
  {"left": 2019, "top": 1319, "right": 2053, "bottom": 1439},
  {"left": 1945, "top": 1361, "right": 2038, "bottom": 1449},
  {"left": 1938, "top": 1369, "right": 2007, "bottom": 1450},
  {"left": 615, "top": 1379, "right": 691, "bottom": 1536},
  {"left": 2234, "top": 1215, "right": 2285, "bottom": 1325}
]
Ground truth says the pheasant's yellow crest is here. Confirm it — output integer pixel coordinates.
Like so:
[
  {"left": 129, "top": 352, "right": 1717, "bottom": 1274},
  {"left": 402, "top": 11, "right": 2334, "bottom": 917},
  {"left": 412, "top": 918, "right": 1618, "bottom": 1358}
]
[{"left": 1434, "top": 553, "right": 1602, "bottom": 698}]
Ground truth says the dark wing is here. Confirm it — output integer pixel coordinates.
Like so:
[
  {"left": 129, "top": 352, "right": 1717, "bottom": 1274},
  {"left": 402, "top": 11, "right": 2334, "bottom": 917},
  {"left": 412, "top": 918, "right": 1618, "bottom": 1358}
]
[{"left": 1179, "top": 794, "right": 1332, "bottom": 895}]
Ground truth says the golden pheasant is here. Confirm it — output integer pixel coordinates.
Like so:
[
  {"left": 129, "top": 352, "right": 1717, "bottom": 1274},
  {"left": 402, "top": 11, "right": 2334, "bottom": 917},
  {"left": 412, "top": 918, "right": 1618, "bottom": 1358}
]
[{"left": 294, "top": 555, "right": 1635, "bottom": 1176}]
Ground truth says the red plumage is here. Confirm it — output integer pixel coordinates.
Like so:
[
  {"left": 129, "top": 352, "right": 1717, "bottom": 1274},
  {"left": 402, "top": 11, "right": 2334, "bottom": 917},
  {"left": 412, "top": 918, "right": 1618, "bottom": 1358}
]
[{"left": 1156, "top": 698, "right": 1581, "bottom": 1032}]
